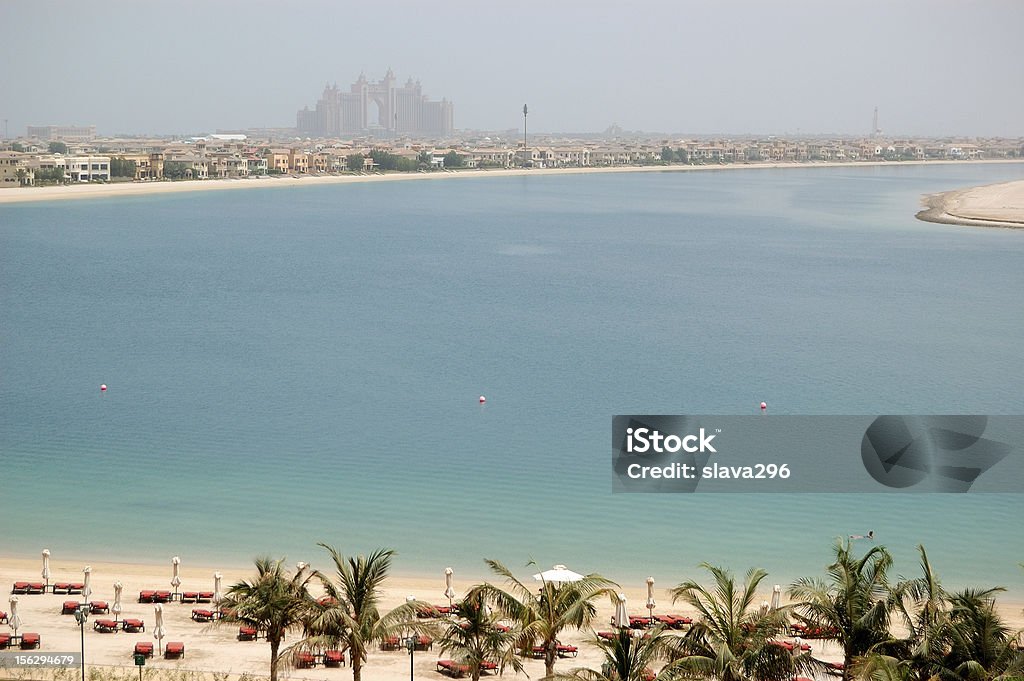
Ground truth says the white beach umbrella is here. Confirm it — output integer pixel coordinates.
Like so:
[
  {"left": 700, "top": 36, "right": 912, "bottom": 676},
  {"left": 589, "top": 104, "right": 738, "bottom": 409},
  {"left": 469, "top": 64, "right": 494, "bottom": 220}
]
[
  {"left": 444, "top": 567, "right": 456, "bottom": 607},
  {"left": 612, "top": 592, "right": 629, "bottom": 629},
  {"left": 532, "top": 564, "right": 584, "bottom": 585},
  {"left": 154, "top": 604, "right": 166, "bottom": 654},
  {"left": 171, "top": 556, "right": 182, "bottom": 594},
  {"left": 112, "top": 581, "right": 123, "bottom": 620},
  {"left": 645, "top": 576, "right": 656, "bottom": 621},
  {"left": 42, "top": 549, "right": 51, "bottom": 587},
  {"left": 296, "top": 562, "right": 309, "bottom": 581},
  {"left": 771, "top": 584, "right": 781, "bottom": 610},
  {"left": 213, "top": 572, "right": 223, "bottom": 606},
  {"left": 8, "top": 598, "right": 22, "bottom": 634},
  {"left": 83, "top": 566, "right": 93, "bottom": 603}
]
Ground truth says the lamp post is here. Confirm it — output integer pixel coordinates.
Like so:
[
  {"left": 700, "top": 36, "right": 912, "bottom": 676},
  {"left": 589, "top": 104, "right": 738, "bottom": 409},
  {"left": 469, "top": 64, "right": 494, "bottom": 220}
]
[
  {"left": 405, "top": 595, "right": 416, "bottom": 681},
  {"left": 74, "top": 605, "right": 89, "bottom": 681}
]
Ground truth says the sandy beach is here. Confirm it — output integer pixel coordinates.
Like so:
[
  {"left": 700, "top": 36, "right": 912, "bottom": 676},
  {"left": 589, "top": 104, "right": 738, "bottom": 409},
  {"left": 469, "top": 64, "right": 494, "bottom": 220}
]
[
  {"left": 2, "top": 556, "right": 1022, "bottom": 681},
  {"left": 2, "top": 159, "right": 1023, "bottom": 207},
  {"left": 916, "top": 178, "right": 1024, "bottom": 228}
]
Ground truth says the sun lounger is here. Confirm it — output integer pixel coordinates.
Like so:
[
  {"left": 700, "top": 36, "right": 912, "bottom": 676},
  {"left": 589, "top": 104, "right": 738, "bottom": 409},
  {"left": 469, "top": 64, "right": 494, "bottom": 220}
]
[
  {"left": 62, "top": 601, "right": 81, "bottom": 615},
  {"left": 296, "top": 652, "right": 317, "bottom": 668},
  {"left": 21, "top": 633, "right": 41, "bottom": 649},
  {"left": 324, "top": 650, "right": 345, "bottom": 667},
  {"left": 436, "top": 660, "right": 470, "bottom": 677},
  {"left": 414, "top": 635, "right": 433, "bottom": 651},
  {"left": 191, "top": 608, "right": 215, "bottom": 622},
  {"left": 27, "top": 583, "right": 45, "bottom": 594},
  {"left": 122, "top": 618, "right": 145, "bottom": 633},
  {"left": 134, "top": 642, "right": 154, "bottom": 658},
  {"left": 197, "top": 591, "right": 213, "bottom": 603},
  {"left": 238, "top": 626, "right": 258, "bottom": 641},
  {"left": 68, "top": 583, "right": 84, "bottom": 594},
  {"left": 153, "top": 590, "right": 172, "bottom": 603},
  {"left": 93, "top": 619, "right": 119, "bottom": 633},
  {"left": 0, "top": 633, "right": 10, "bottom": 649},
  {"left": 90, "top": 601, "right": 109, "bottom": 614},
  {"left": 138, "top": 590, "right": 155, "bottom": 603},
  {"left": 181, "top": 592, "right": 199, "bottom": 603},
  {"left": 164, "top": 642, "right": 185, "bottom": 659},
  {"left": 380, "top": 635, "right": 401, "bottom": 651},
  {"left": 629, "top": 615, "right": 653, "bottom": 629},
  {"left": 597, "top": 631, "right": 617, "bottom": 641},
  {"left": 653, "top": 614, "right": 692, "bottom": 629},
  {"left": 11, "top": 582, "right": 30, "bottom": 594},
  {"left": 769, "top": 639, "right": 811, "bottom": 652},
  {"left": 0, "top": 611, "right": 7, "bottom": 624},
  {"left": 52, "top": 583, "right": 70, "bottom": 595},
  {"left": 480, "top": 661, "right": 498, "bottom": 672},
  {"left": 557, "top": 644, "right": 578, "bottom": 658}
]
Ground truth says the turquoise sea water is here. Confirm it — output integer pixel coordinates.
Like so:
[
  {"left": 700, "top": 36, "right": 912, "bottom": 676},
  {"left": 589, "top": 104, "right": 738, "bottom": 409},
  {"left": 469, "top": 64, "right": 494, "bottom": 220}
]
[{"left": 2, "top": 164, "right": 1023, "bottom": 596}]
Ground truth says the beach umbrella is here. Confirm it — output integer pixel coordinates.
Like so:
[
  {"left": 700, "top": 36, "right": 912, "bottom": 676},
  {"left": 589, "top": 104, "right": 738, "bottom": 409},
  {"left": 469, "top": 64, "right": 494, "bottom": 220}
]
[
  {"left": 83, "top": 566, "right": 92, "bottom": 604},
  {"left": 444, "top": 567, "right": 456, "bottom": 608},
  {"left": 112, "top": 581, "right": 123, "bottom": 621},
  {"left": 771, "top": 584, "right": 781, "bottom": 610},
  {"left": 42, "top": 549, "right": 51, "bottom": 588},
  {"left": 154, "top": 604, "right": 166, "bottom": 654},
  {"left": 213, "top": 572, "right": 223, "bottom": 606},
  {"left": 612, "top": 592, "right": 629, "bottom": 629},
  {"left": 296, "top": 562, "right": 309, "bottom": 581},
  {"left": 9, "top": 596, "right": 22, "bottom": 636},
  {"left": 532, "top": 564, "right": 584, "bottom": 585},
  {"left": 171, "top": 556, "right": 181, "bottom": 595},
  {"left": 645, "top": 576, "right": 656, "bottom": 622}
]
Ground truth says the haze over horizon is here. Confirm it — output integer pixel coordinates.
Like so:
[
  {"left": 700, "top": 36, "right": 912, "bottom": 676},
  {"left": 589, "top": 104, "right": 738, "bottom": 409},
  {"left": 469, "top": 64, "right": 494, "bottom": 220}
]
[{"left": 2, "top": 0, "right": 1022, "bottom": 139}]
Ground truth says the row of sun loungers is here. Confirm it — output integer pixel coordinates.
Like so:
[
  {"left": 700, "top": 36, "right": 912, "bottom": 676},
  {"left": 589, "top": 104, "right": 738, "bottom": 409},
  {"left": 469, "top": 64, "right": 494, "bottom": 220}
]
[
  {"left": 416, "top": 604, "right": 456, "bottom": 618},
  {"left": 626, "top": 614, "right": 693, "bottom": 629},
  {"left": 789, "top": 623, "right": 839, "bottom": 639},
  {"left": 132, "top": 641, "right": 185, "bottom": 659},
  {"left": 379, "top": 635, "right": 434, "bottom": 651},
  {"left": 295, "top": 650, "right": 346, "bottom": 668},
  {"left": 526, "top": 644, "right": 578, "bottom": 658},
  {"left": 0, "top": 633, "right": 41, "bottom": 649},
  {"left": 10, "top": 582, "right": 94, "bottom": 595},
  {"left": 60, "top": 600, "right": 111, "bottom": 615}
]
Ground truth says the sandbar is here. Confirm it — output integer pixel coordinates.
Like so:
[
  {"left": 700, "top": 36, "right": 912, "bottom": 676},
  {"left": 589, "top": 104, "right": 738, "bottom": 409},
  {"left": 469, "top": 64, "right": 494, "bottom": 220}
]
[{"left": 917, "top": 178, "right": 1024, "bottom": 228}]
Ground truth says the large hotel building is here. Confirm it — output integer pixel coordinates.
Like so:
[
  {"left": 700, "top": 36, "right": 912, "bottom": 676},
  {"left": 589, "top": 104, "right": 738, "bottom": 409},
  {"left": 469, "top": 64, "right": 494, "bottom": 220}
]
[{"left": 297, "top": 70, "right": 453, "bottom": 138}]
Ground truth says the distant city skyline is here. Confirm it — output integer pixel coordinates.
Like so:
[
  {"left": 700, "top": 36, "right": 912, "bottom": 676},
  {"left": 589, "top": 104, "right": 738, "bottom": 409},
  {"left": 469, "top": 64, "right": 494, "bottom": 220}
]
[{"left": 1, "top": 0, "right": 1022, "bottom": 138}]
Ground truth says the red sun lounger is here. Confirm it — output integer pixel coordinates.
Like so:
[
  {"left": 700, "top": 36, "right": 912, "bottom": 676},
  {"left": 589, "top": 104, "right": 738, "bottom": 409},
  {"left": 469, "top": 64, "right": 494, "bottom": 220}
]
[
  {"left": 181, "top": 592, "right": 199, "bottom": 603},
  {"left": 93, "top": 619, "right": 119, "bottom": 633},
  {"left": 122, "top": 619, "right": 145, "bottom": 633},
  {"left": 134, "top": 642, "right": 154, "bottom": 658},
  {"left": 62, "top": 601, "right": 81, "bottom": 615},
  {"left": 0, "top": 611, "right": 7, "bottom": 624},
  {"left": 90, "top": 601, "right": 109, "bottom": 614},
  {"left": 238, "top": 626, "right": 258, "bottom": 641},
  {"left": 324, "top": 650, "right": 345, "bottom": 667},
  {"left": 11, "top": 582, "right": 30, "bottom": 594},
  {"left": 52, "top": 583, "right": 70, "bottom": 594},
  {"left": 138, "top": 590, "right": 155, "bottom": 603},
  {"left": 197, "top": 591, "right": 213, "bottom": 602},
  {"left": 21, "top": 633, "right": 41, "bottom": 649},
  {"left": 191, "top": 609, "right": 215, "bottom": 622},
  {"left": 27, "top": 583, "right": 45, "bottom": 594},
  {"left": 164, "top": 642, "right": 185, "bottom": 659},
  {"left": 0, "top": 634, "right": 11, "bottom": 649},
  {"left": 153, "top": 591, "right": 172, "bottom": 603},
  {"left": 68, "top": 583, "right": 84, "bottom": 594},
  {"left": 296, "top": 652, "right": 317, "bottom": 668}
]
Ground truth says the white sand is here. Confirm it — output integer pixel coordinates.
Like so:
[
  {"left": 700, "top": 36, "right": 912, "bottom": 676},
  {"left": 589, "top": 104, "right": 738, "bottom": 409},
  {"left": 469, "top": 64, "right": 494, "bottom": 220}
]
[
  {"left": 917, "top": 179, "right": 1024, "bottom": 228},
  {"left": 2, "top": 556, "right": 1021, "bottom": 681},
  {"left": 2, "top": 159, "right": 1023, "bottom": 207}
]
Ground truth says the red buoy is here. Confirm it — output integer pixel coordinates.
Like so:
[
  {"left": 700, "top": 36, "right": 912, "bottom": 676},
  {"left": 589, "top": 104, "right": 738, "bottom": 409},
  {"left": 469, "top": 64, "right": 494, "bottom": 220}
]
[
  {"left": 479, "top": 395, "right": 486, "bottom": 404},
  {"left": 100, "top": 384, "right": 107, "bottom": 392},
  {"left": 760, "top": 401, "right": 767, "bottom": 411}
]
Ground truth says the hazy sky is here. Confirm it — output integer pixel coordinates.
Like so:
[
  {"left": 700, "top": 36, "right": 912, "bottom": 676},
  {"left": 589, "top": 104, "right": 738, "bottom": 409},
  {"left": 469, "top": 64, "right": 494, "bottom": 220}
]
[{"left": 2, "top": 0, "right": 1022, "bottom": 138}]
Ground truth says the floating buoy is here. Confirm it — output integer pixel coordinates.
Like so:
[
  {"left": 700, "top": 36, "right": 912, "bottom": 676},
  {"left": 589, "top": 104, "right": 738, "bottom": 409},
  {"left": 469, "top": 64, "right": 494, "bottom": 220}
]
[
  {"left": 479, "top": 395, "right": 486, "bottom": 404},
  {"left": 100, "top": 384, "right": 107, "bottom": 392},
  {"left": 760, "top": 401, "right": 767, "bottom": 411}
]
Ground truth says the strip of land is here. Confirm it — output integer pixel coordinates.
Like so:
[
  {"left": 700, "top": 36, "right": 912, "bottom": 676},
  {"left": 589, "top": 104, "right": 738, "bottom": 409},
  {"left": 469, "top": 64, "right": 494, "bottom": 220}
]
[
  {"left": 917, "top": 178, "right": 1024, "bottom": 229},
  {"left": 2, "top": 159, "right": 1023, "bottom": 206}
]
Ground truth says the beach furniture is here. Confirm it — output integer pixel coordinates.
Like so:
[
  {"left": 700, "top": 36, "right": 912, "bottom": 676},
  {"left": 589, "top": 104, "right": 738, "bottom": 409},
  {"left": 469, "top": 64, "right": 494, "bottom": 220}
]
[
  {"left": 90, "top": 601, "right": 109, "bottom": 614},
  {"left": 0, "top": 633, "right": 10, "bottom": 649},
  {"left": 789, "top": 623, "right": 837, "bottom": 639},
  {"left": 557, "top": 644, "right": 579, "bottom": 658},
  {"left": 597, "top": 631, "right": 616, "bottom": 641},
  {"left": 93, "top": 619, "right": 119, "bottom": 633},
  {"left": 164, "top": 642, "right": 185, "bottom": 659},
  {"left": 62, "top": 600, "right": 81, "bottom": 615},
  {"left": 0, "top": 611, "right": 7, "bottom": 623},
  {"left": 153, "top": 590, "right": 172, "bottom": 603},
  {"left": 238, "top": 625, "right": 258, "bottom": 641},
  {"left": 296, "top": 652, "right": 317, "bottom": 668},
  {"left": 629, "top": 615, "right": 653, "bottom": 629},
  {"left": 380, "top": 635, "right": 401, "bottom": 650},
  {"left": 181, "top": 591, "right": 199, "bottom": 603},
  {"left": 20, "top": 633, "right": 41, "bottom": 649},
  {"left": 191, "top": 608, "right": 215, "bottom": 622},
  {"left": 11, "top": 582, "right": 30, "bottom": 594},
  {"left": 138, "top": 590, "right": 156, "bottom": 603},
  {"left": 52, "top": 583, "right": 70, "bottom": 594},
  {"left": 416, "top": 603, "right": 452, "bottom": 618},
  {"left": 197, "top": 591, "right": 214, "bottom": 603},
  {"left": 133, "top": 642, "right": 154, "bottom": 658},
  {"left": 68, "top": 582, "right": 84, "bottom": 594},
  {"left": 653, "top": 614, "right": 692, "bottom": 629},
  {"left": 122, "top": 618, "right": 145, "bottom": 633},
  {"left": 27, "top": 582, "right": 45, "bottom": 594},
  {"left": 436, "top": 660, "right": 470, "bottom": 677},
  {"left": 324, "top": 650, "right": 345, "bottom": 667},
  {"left": 414, "top": 634, "right": 433, "bottom": 651},
  {"left": 769, "top": 639, "right": 811, "bottom": 652}
]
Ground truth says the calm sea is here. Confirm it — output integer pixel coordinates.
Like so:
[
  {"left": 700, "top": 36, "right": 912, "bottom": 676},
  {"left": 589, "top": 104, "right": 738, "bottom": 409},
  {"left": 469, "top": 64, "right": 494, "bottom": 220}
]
[{"left": 2, "top": 164, "right": 1023, "bottom": 597}]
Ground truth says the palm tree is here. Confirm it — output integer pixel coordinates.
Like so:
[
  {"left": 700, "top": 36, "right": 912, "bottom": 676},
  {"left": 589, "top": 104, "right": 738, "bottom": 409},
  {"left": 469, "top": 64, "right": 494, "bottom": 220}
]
[
  {"left": 789, "top": 539, "right": 896, "bottom": 681},
  {"left": 437, "top": 589, "right": 525, "bottom": 681},
  {"left": 562, "top": 627, "right": 683, "bottom": 681},
  {"left": 219, "top": 557, "right": 317, "bottom": 681},
  {"left": 933, "top": 588, "right": 1023, "bottom": 681},
  {"left": 670, "top": 563, "right": 800, "bottom": 681},
  {"left": 890, "top": 544, "right": 952, "bottom": 680},
  {"left": 475, "top": 559, "right": 617, "bottom": 677},
  {"left": 303, "top": 544, "right": 429, "bottom": 681}
]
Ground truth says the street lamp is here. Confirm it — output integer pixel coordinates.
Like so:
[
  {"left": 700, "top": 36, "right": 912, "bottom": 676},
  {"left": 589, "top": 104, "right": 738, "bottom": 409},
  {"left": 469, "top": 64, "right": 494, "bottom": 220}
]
[
  {"left": 74, "top": 605, "right": 89, "bottom": 681},
  {"left": 405, "top": 595, "right": 416, "bottom": 681}
]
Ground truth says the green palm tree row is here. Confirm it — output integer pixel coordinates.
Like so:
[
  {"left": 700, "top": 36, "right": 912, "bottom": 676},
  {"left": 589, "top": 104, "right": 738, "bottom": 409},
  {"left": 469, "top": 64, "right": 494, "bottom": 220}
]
[{"left": 217, "top": 541, "right": 1023, "bottom": 681}]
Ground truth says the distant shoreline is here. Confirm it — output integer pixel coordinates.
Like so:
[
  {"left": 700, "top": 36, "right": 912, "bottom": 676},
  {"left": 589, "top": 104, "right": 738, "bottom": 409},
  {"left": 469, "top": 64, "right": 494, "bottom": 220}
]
[
  {"left": 2, "top": 158, "right": 1023, "bottom": 206},
  {"left": 916, "top": 178, "right": 1024, "bottom": 229}
]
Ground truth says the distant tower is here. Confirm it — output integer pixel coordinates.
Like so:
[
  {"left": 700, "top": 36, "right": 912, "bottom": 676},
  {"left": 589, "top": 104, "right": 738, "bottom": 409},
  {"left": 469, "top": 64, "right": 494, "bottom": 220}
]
[
  {"left": 523, "top": 104, "right": 528, "bottom": 148},
  {"left": 872, "top": 107, "right": 881, "bottom": 136}
]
